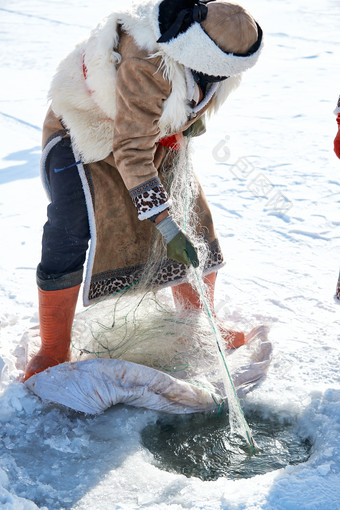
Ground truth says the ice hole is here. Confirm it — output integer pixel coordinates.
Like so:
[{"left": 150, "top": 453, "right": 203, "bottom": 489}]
[{"left": 141, "top": 410, "right": 313, "bottom": 481}]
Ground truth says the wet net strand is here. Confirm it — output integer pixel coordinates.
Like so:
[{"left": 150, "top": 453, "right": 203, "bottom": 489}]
[{"left": 181, "top": 143, "right": 256, "bottom": 452}]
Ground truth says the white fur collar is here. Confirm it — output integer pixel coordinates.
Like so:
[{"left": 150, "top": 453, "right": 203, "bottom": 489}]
[{"left": 49, "top": 1, "right": 245, "bottom": 163}]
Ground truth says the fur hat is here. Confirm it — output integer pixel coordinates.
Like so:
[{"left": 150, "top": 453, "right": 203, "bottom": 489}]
[{"left": 155, "top": 0, "right": 263, "bottom": 77}]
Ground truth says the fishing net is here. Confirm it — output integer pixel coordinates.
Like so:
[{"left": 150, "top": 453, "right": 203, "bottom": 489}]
[
  {"left": 25, "top": 288, "right": 271, "bottom": 419},
  {"left": 72, "top": 289, "right": 230, "bottom": 391},
  {"left": 25, "top": 142, "right": 272, "bottom": 450}
]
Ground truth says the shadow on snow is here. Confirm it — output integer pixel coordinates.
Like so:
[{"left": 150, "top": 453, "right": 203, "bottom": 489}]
[{"left": 0, "top": 146, "right": 41, "bottom": 185}]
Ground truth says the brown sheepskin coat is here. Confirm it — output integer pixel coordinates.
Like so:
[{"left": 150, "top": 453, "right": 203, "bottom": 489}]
[{"left": 41, "top": 30, "right": 225, "bottom": 305}]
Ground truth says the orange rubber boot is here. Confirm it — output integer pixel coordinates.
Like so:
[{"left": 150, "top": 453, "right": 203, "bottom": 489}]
[
  {"left": 171, "top": 272, "right": 246, "bottom": 349},
  {"left": 24, "top": 284, "right": 80, "bottom": 381}
]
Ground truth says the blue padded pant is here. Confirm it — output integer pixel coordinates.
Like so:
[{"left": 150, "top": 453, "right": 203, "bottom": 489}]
[{"left": 37, "top": 138, "right": 90, "bottom": 291}]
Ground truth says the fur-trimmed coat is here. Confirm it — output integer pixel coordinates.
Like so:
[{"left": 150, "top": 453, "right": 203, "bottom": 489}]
[
  {"left": 44, "top": 3, "right": 241, "bottom": 191},
  {"left": 41, "top": 4, "right": 245, "bottom": 304}
]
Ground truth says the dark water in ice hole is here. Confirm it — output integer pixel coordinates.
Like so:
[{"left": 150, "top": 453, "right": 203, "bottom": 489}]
[{"left": 141, "top": 411, "right": 313, "bottom": 481}]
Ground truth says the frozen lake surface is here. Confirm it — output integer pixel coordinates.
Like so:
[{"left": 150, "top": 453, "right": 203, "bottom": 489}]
[{"left": 0, "top": 0, "right": 340, "bottom": 508}]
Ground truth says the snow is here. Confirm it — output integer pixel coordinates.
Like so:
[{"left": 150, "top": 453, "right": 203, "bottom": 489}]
[{"left": 0, "top": 0, "right": 340, "bottom": 508}]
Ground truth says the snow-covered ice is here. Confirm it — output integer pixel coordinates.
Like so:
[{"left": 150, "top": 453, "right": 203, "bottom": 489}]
[{"left": 0, "top": 0, "right": 339, "bottom": 508}]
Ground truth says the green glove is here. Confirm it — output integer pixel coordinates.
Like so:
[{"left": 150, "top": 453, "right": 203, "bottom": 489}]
[
  {"left": 155, "top": 215, "right": 199, "bottom": 268},
  {"left": 167, "top": 232, "right": 199, "bottom": 268}
]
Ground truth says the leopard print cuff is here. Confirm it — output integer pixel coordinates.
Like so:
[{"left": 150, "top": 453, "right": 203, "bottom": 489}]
[{"left": 129, "top": 177, "right": 170, "bottom": 221}]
